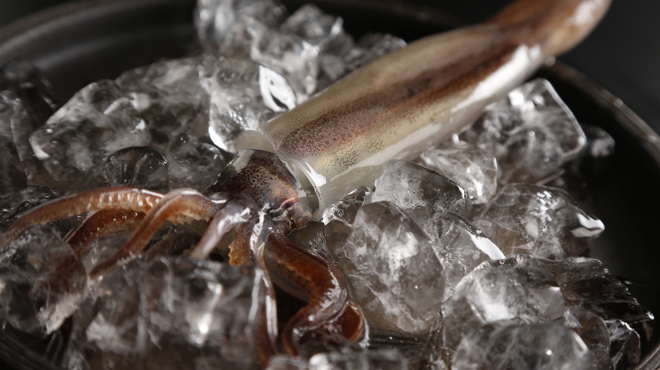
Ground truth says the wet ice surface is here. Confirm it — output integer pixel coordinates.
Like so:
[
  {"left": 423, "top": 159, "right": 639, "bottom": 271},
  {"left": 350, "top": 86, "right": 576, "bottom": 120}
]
[
  {"left": 460, "top": 78, "right": 586, "bottom": 184},
  {"left": 63, "top": 257, "right": 259, "bottom": 370},
  {"left": 0, "top": 92, "right": 30, "bottom": 194},
  {"left": 452, "top": 321, "right": 592, "bottom": 370},
  {"left": 441, "top": 256, "right": 567, "bottom": 349},
  {"left": 29, "top": 80, "right": 151, "bottom": 186},
  {"left": 115, "top": 57, "right": 211, "bottom": 147},
  {"left": 0, "top": 0, "right": 652, "bottom": 369},
  {"left": 474, "top": 184, "right": 605, "bottom": 259},
  {"left": 0, "top": 225, "right": 87, "bottom": 335}
]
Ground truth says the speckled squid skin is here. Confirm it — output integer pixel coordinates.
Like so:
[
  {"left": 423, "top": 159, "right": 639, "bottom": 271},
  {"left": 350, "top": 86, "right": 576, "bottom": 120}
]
[{"left": 252, "top": 0, "right": 612, "bottom": 212}]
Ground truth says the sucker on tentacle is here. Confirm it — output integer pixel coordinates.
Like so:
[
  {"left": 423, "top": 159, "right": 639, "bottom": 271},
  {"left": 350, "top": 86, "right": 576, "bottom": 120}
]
[{"left": 0, "top": 0, "right": 611, "bottom": 364}]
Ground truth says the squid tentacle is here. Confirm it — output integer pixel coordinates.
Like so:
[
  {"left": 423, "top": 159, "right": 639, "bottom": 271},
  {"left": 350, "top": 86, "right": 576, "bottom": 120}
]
[
  {"left": 1, "top": 186, "right": 163, "bottom": 250},
  {"left": 89, "top": 188, "right": 225, "bottom": 277},
  {"left": 64, "top": 209, "right": 146, "bottom": 259}
]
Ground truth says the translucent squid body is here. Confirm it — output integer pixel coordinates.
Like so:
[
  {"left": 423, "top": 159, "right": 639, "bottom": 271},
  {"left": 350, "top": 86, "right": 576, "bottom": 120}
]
[{"left": 0, "top": 0, "right": 610, "bottom": 362}]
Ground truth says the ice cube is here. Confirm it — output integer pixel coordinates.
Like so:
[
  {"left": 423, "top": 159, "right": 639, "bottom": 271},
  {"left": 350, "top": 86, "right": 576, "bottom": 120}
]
[
  {"left": 335, "top": 201, "right": 444, "bottom": 334},
  {"left": 0, "top": 89, "right": 55, "bottom": 188},
  {"left": 29, "top": 80, "right": 151, "bottom": 184},
  {"left": 267, "top": 355, "right": 309, "bottom": 370},
  {"left": 452, "top": 321, "right": 592, "bottom": 370},
  {"left": 309, "top": 348, "right": 408, "bottom": 370},
  {"left": 0, "top": 60, "right": 57, "bottom": 126},
  {"left": 442, "top": 255, "right": 566, "bottom": 349},
  {"left": 607, "top": 320, "right": 641, "bottom": 370},
  {"left": 116, "top": 57, "right": 210, "bottom": 147},
  {"left": 281, "top": 4, "right": 344, "bottom": 45},
  {"left": 541, "top": 257, "right": 653, "bottom": 324},
  {"left": 219, "top": 15, "right": 320, "bottom": 101},
  {"left": 64, "top": 257, "right": 259, "bottom": 369},
  {"left": 69, "top": 146, "right": 169, "bottom": 194},
  {"left": 417, "top": 139, "right": 498, "bottom": 205},
  {"left": 322, "top": 186, "right": 372, "bottom": 226},
  {"left": 462, "top": 79, "right": 586, "bottom": 184},
  {"left": 562, "top": 306, "right": 610, "bottom": 369},
  {"left": 280, "top": 4, "right": 353, "bottom": 87},
  {"left": 166, "top": 134, "right": 227, "bottom": 190},
  {"left": 343, "top": 33, "right": 407, "bottom": 74},
  {"left": 0, "top": 185, "right": 58, "bottom": 231},
  {"left": 0, "top": 91, "right": 29, "bottom": 194},
  {"left": 372, "top": 161, "right": 472, "bottom": 235},
  {"left": 0, "top": 224, "right": 87, "bottom": 335},
  {"left": 200, "top": 57, "right": 288, "bottom": 152},
  {"left": 195, "top": 0, "right": 286, "bottom": 48},
  {"left": 432, "top": 213, "right": 504, "bottom": 301},
  {"left": 475, "top": 184, "right": 604, "bottom": 259}
]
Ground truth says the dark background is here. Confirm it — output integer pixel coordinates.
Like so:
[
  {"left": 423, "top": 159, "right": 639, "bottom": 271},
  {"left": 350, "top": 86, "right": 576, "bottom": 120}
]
[{"left": 0, "top": 0, "right": 658, "bottom": 134}]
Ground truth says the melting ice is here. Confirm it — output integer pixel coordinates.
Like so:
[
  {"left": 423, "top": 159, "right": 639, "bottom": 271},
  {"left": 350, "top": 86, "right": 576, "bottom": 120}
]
[{"left": 0, "top": 0, "right": 652, "bottom": 369}]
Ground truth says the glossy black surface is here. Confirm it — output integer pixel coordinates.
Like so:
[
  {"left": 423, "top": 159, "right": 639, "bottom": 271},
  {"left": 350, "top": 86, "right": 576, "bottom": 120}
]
[{"left": 0, "top": 0, "right": 658, "bottom": 369}]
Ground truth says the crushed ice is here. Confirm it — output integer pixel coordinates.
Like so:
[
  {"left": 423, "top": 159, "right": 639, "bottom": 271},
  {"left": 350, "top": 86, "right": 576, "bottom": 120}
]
[{"left": 0, "top": 0, "right": 652, "bottom": 369}]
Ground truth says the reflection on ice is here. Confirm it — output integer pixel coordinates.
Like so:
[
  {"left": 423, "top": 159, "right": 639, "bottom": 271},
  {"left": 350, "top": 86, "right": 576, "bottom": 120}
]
[
  {"left": 452, "top": 321, "right": 592, "bottom": 370},
  {"left": 64, "top": 257, "right": 259, "bottom": 370},
  {"left": 475, "top": 185, "right": 604, "bottom": 259},
  {"left": 0, "top": 225, "right": 86, "bottom": 335},
  {"left": 29, "top": 81, "right": 151, "bottom": 185},
  {"left": 0, "top": 0, "right": 651, "bottom": 368}
]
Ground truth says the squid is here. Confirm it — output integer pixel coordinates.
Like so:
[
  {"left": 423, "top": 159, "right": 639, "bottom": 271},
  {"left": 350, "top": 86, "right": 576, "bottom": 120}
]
[{"left": 0, "top": 0, "right": 611, "bottom": 363}]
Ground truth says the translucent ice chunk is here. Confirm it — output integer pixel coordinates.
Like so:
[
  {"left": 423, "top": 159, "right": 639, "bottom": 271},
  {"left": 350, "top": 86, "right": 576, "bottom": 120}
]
[
  {"left": 29, "top": 80, "right": 151, "bottom": 184},
  {"left": 442, "top": 255, "right": 566, "bottom": 349},
  {"left": 64, "top": 257, "right": 259, "bottom": 369},
  {"left": 69, "top": 146, "right": 169, "bottom": 194},
  {"left": 281, "top": 4, "right": 344, "bottom": 45},
  {"left": 452, "top": 321, "right": 592, "bottom": 370},
  {"left": 462, "top": 79, "right": 586, "bottom": 184},
  {"left": 322, "top": 186, "right": 372, "bottom": 226},
  {"left": 562, "top": 306, "right": 610, "bottom": 369},
  {"left": 0, "top": 90, "right": 55, "bottom": 189},
  {"left": 432, "top": 213, "right": 504, "bottom": 301},
  {"left": 343, "top": 33, "right": 407, "bottom": 76},
  {"left": 372, "top": 161, "right": 472, "bottom": 234},
  {"left": 220, "top": 15, "right": 320, "bottom": 100},
  {"left": 115, "top": 57, "right": 210, "bottom": 146},
  {"left": 475, "top": 184, "right": 604, "bottom": 259},
  {"left": 200, "top": 57, "right": 290, "bottom": 152},
  {"left": 335, "top": 201, "right": 443, "bottom": 334},
  {"left": 0, "top": 60, "right": 57, "bottom": 126},
  {"left": 0, "top": 185, "right": 58, "bottom": 231},
  {"left": 195, "top": 0, "right": 286, "bottom": 47},
  {"left": 561, "top": 124, "right": 616, "bottom": 192},
  {"left": 417, "top": 139, "right": 498, "bottom": 205},
  {"left": 322, "top": 186, "right": 372, "bottom": 259},
  {"left": 0, "top": 91, "right": 29, "bottom": 194},
  {"left": 607, "top": 320, "right": 641, "bottom": 370},
  {"left": 166, "top": 134, "right": 227, "bottom": 190},
  {"left": 309, "top": 349, "right": 408, "bottom": 370},
  {"left": 541, "top": 257, "right": 653, "bottom": 324},
  {"left": 0, "top": 225, "right": 87, "bottom": 335},
  {"left": 280, "top": 4, "right": 352, "bottom": 87}
]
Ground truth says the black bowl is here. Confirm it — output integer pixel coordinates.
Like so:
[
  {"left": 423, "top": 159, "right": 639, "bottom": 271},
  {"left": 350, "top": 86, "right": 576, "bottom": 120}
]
[{"left": 0, "top": 0, "right": 658, "bottom": 369}]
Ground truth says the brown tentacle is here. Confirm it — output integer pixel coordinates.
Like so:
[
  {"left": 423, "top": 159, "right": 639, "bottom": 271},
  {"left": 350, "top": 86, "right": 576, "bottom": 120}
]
[
  {"left": 64, "top": 209, "right": 145, "bottom": 259},
  {"left": 89, "top": 189, "right": 223, "bottom": 277},
  {"left": 1, "top": 186, "right": 163, "bottom": 250},
  {"left": 265, "top": 234, "right": 358, "bottom": 356},
  {"left": 334, "top": 299, "right": 365, "bottom": 342},
  {"left": 227, "top": 220, "right": 257, "bottom": 266}
]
